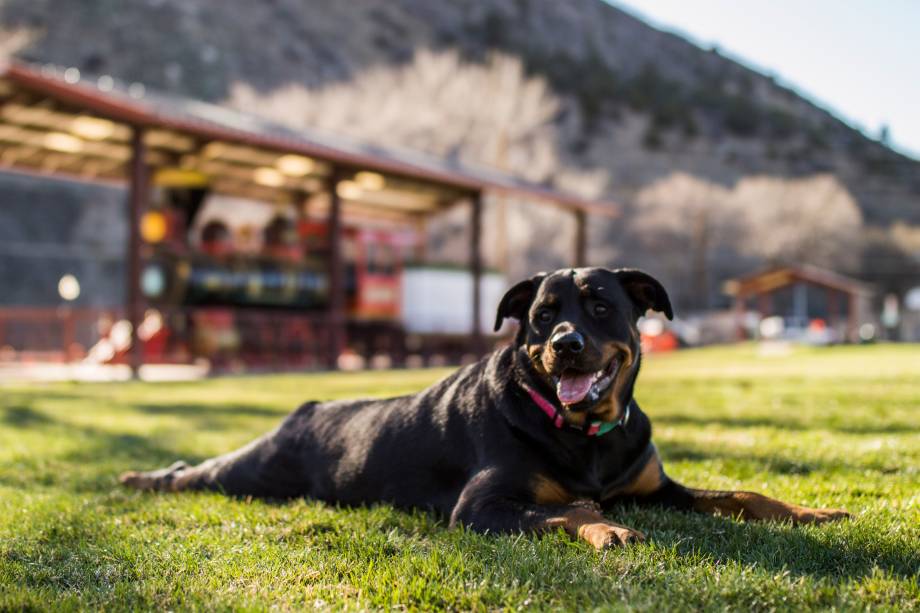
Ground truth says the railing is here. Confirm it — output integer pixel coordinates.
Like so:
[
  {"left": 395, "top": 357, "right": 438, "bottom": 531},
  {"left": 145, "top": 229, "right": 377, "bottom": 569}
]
[
  {"left": 0, "top": 306, "right": 331, "bottom": 369},
  {"left": 169, "top": 307, "right": 332, "bottom": 371},
  {"left": 0, "top": 307, "right": 120, "bottom": 362},
  {"left": 0, "top": 306, "right": 489, "bottom": 371}
]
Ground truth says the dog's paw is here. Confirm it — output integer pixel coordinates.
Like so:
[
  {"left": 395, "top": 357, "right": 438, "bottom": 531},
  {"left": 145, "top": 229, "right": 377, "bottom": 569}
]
[
  {"left": 793, "top": 506, "right": 851, "bottom": 524},
  {"left": 579, "top": 522, "right": 646, "bottom": 549},
  {"left": 119, "top": 461, "right": 189, "bottom": 491},
  {"left": 118, "top": 470, "right": 154, "bottom": 489}
]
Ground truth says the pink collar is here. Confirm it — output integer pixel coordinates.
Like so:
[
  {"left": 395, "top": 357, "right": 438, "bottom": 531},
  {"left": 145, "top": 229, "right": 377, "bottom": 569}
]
[{"left": 521, "top": 383, "right": 631, "bottom": 437}]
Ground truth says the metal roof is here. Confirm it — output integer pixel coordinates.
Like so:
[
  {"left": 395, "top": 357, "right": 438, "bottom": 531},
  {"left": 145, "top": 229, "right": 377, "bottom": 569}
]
[{"left": 0, "top": 61, "right": 618, "bottom": 216}]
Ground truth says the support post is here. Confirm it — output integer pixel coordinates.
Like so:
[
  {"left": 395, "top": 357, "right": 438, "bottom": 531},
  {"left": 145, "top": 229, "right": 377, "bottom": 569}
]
[
  {"left": 326, "top": 171, "right": 346, "bottom": 369},
  {"left": 573, "top": 209, "right": 587, "bottom": 267},
  {"left": 827, "top": 288, "right": 838, "bottom": 329},
  {"left": 126, "top": 126, "right": 147, "bottom": 378},
  {"left": 62, "top": 309, "right": 76, "bottom": 361},
  {"left": 847, "top": 292, "right": 858, "bottom": 342},
  {"left": 413, "top": 215, "right": 427, "bottom": 262},
  {"left": 470, "top": 192, "right": 484, "bottom": 354},
  {"left": 734, "top": 296, "right": 747, "bottom": 340}
]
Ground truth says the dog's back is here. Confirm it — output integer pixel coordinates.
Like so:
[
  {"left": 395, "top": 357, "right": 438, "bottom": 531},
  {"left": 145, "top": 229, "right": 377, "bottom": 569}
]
[{"left": 121, "top": 351, "right": 509, "bottom": 514}]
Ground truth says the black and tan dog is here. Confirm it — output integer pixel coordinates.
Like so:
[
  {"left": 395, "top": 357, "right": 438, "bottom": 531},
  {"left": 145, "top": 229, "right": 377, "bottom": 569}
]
[{"left": 121, "top": 267, "right": 849, "bottom": 549}]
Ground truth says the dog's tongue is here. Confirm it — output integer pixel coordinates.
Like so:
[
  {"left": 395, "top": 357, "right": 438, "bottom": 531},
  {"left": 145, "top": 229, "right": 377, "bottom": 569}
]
[{"left": 556, "top": 371, "right": 594, "bottom": 405}]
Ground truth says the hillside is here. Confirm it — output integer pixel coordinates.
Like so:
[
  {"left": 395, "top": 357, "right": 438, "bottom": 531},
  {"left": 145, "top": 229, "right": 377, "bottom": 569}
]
[{"left": 2, "top": 0, "right": 918, "bottom": 308}]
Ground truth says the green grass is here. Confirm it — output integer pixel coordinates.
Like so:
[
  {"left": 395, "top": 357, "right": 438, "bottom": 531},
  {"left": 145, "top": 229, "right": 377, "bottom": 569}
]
[{"left": 1, "top": 344, "right": 918, "bottom": 611}]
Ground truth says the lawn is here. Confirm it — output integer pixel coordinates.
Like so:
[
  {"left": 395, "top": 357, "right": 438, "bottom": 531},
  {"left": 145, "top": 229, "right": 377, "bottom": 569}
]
[{"left": 1, "top": 344, "right": 918, "bottom": 611}]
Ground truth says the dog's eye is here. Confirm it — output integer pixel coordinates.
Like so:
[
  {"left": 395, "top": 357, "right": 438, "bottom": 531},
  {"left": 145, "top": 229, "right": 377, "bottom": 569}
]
[
  {"left": 535, "top": 308, "right": 554, "bottom": 324},
  {"left": 592, "top": 302, "right": 610, "bottom": 317}
]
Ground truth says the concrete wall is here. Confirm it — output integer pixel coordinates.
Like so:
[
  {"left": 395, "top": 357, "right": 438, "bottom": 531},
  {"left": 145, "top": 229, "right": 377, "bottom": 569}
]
[{"left": 0, "top": 172, "right": 126, "bottom": 307}]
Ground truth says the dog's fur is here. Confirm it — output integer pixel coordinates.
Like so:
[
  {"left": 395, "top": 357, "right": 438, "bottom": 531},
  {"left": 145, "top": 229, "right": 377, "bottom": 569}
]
[{"left": 121, "top": 267, "right": 848, "bottom": 549}]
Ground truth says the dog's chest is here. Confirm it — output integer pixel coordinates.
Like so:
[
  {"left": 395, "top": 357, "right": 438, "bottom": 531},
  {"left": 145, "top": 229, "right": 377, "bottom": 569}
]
[
  {"left": 553, "top": 440, "right": 644, "bottom": 501},
  {"left": 554, "top": 444, "right": 612, "bottom": 500}
]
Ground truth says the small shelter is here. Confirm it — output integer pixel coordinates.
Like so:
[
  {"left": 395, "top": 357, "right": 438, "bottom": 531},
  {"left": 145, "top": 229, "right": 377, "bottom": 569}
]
[
  {"left": 0, "top": 61, "right": 617, "bottom": 373},
  {"left": 723, "top": 264, "right": 874, "bottom": 342}
]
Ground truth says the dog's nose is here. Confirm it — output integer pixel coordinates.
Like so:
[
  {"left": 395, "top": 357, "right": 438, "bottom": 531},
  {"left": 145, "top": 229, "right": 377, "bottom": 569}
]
[{"left": 550, "top": 331, "right": 585, "bottom": 356}]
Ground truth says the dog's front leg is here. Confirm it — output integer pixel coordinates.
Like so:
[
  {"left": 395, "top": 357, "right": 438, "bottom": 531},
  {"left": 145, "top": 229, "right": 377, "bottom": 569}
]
[
  {"left": 612, "top": 448, "right": 849, "bottom": 524},
  {"left": 650, "top": 479, "right": 851, "bottom": 524},
  {"left": 449, "top": 468, "right": 644, "bottom": 549}
]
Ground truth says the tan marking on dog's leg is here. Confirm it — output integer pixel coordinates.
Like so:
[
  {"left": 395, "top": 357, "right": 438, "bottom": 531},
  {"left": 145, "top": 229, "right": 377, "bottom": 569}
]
[
  {"left": 693, "top": 490, "right": 850, "bottom": 524},
  {"left": 532, "top": 475, "right": 575, "bottom": 505},
  {"left": 616, "top": 450, "right": 664, "bottom": 497},
  {"left": 546, "top": 505, "right": 646, "bottom": 549}
]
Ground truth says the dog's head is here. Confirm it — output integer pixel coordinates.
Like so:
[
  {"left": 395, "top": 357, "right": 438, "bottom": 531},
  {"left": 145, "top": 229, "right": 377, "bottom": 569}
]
[{"left": 495, "top": 267, "right": 672, "bottom": 424}]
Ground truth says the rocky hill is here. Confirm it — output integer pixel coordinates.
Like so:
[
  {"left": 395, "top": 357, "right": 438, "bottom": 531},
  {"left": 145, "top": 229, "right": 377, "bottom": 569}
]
[{"left": 2, "top": 0, "right": 918, "bottom": 308}]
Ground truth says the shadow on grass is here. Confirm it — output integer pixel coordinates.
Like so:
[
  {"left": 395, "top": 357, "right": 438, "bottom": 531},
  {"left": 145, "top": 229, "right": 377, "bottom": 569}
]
[
  {"left": 1, "top": 401, "right": 202, "bottom": 464},
  {"left": 0, "top": 390, "right": 287, "bottom": 433},
  {"left": 1, "top": 388, "right": 108, "bottom": 406},
  {"left": 653, "top": 412, "right": 917, "bottom": 435},
  {"left": 133, "top": 402, "right": 284, "bottom": 418},
  {"left": 2, "top": 389, "right": 284, "bottom": 425},
  {"left": 127, "top": 402, "right": 287, "bottom": 433},
  {"left": 0, "top": 404, "right": 208, "bottom": 493},
  {"left": 657, "top": 439, "right": 902, "bottom": 475},
  {"left": 615, "top": 505, "right": 920, "bottom": 583},
  {"left": 58, "top": 427, "right": 210, "bottom": 494},
  {"left": 64, "top": 429, "right": 208, "bottom": 466},
  {"left": 2, "top": 405, "right": 54, "bottom": 427}
]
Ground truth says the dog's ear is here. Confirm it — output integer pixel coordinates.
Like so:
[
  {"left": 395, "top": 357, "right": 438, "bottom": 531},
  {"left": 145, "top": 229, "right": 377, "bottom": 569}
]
[
  {"left": 614, "top": 269, "right": 674, "bottom": 320},
  {"left": 494, "top": 273, "right": 546, "bottom": 332}
]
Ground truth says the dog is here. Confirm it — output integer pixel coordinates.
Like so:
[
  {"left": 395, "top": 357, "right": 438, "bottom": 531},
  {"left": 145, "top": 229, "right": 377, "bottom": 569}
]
[{"left": 120, "top": 267, "right": 849, "bottom": 549}]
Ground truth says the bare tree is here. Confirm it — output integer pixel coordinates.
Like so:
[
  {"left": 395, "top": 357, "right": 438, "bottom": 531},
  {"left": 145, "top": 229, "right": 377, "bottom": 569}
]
[
  {"left": 632, "top": 172, "right": 736, "bottom": 309},
  {"left": 0, "top": 28, "right": 33, "bottom": 64},
  {"left": 229, "top": 49, "right": 560, "bottom": 183},
  {"left": 732, "top": 174, "right": 864, "bottom": 270}
]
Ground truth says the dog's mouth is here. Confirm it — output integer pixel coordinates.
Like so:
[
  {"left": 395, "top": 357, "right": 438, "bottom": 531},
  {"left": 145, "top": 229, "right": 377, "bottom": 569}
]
[{"left": 552, "top": 357, "right": 619, "bottom": 410}]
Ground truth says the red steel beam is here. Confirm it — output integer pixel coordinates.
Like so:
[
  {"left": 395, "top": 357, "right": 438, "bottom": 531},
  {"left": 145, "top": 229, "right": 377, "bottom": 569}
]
[
  {"left": 470, "top": 193, "right": 483, "bottom": 354},
  {"left": 326, "top": 172, "right": 346, "bottom": 368},
  {"left": 574, "top": 209, "right": 587, "bottom": 267},
  {"left": 126, "top": 126, "right": 146, "bottom": 377}
]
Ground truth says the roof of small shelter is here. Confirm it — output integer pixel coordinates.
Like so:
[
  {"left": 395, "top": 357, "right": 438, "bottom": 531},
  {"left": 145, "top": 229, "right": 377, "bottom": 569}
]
[
  {"left": 0, "top": 61, "right": 618, "bottom": 220},
  {"left": 723, "top": 264, "right": 873, "bottom": 298}
]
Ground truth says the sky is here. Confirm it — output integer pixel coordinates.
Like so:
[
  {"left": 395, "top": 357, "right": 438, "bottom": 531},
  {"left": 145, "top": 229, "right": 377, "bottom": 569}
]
[{"left": 610, "top": 0, "right": 920, "bottom": 160}]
